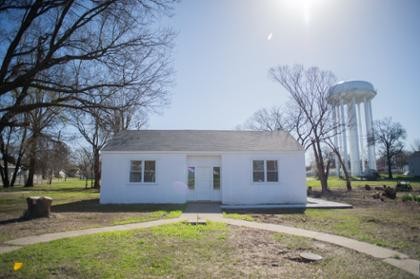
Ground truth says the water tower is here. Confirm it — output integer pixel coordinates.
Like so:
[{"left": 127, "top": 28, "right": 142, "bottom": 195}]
[{"left": 327, "top": 80, "right": 377, "bottom": 177}]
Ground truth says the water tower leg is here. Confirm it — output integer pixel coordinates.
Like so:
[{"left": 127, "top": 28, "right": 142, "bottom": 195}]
[
  {"left": 364, "top": 100, "right": 377, "bottom": 170},
  {"left": 357, "top": 103, "right": 365, "bottom": 172},
  {"left": 348, "top": 98, "right": 361, "bottom": 177},
  {"left": 333, "top": 106, "right": 340, "bottom": 177},
  {"left": 340, "top": 104, "right": 349, "bottom": 171}
]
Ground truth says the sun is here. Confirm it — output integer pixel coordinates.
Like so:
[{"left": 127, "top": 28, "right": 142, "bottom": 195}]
[{"left": 280, "top": 0, "right": 324, "bottom": 25}]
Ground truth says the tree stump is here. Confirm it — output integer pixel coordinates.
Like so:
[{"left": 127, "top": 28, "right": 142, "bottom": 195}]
[
  {"left": 24, "top": 196, "right": 53, "bottom": 219},
  {"left": 382, "top": 186, "right": 396, "bottom": 200}
]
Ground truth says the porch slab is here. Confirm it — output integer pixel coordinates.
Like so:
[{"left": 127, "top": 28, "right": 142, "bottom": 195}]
[
  {"left": 221, "top": 198, "right": 352, "bottom": 210},
  {"left": 306, "top": 198, "right": 352, "bottom": 209}
]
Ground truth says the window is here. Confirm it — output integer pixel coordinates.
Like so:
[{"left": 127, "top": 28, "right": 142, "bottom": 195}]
[
  {"left": 129, "top": 160, "right": 142, "bottom": 183},
  {"left": 252, "top": 160, "right": 278, "bottom": 183},
  {"left": 188, "top": 167, "right": 195, "bottom": 189},
  {"left": 253, "top": 160, "right": 265, "bottom": 182},
  {"left": 144, "top": 161, "right": 156, "bottom": 183},
  {"left": 129, "top": 160, "right": 156, "bottom": 183},
  {"left": 267, "top": 160, "right": 278, "bottom": 182},
  {"left": 213, "top": 167, "right": 221, "bottom": 190}
]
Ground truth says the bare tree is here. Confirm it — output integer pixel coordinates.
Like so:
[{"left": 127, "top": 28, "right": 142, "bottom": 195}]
[
  {"left": 374, "top": 117, "right": 406, "bottom": 179},
  {"left": 72, "top": 109, "right": 111, "bottom": 189},
  {"left": 75, "top": 147, "right": 93, "bottom": 188},
  {"left": 269, "top": 65, "right": 338, "bottom": 193},
  {"left": 24, "top": 89, "right": 63, "bottom": 186},
  {"left": 0, "top": 125, "right": 27, "bottom": 187},
  {"left": 0, "top": 0, "right": 176, "bottom": 133},
  {"left": 242, "top": 107, "right": 287, "bottom": 131}
]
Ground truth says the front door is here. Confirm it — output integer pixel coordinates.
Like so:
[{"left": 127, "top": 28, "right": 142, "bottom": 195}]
[{"left": 195, "top": 167, "right": 212, "bottom": 201}]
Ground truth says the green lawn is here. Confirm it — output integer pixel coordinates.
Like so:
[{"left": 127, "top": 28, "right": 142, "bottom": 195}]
[
  {"left": 307, "top": 175, "right": 420, "bottom": 189},
  {"left": 0, "top": 179, "right": 99, "bottom": 216},
  {"left": 0, "top": 179, "right": 184, "bottom": 243},
  {"left": 222, "top": 212, "right": 255, "bottom": 221},
  {"left": 0, "top": 222, "right": 414, "bottom": 279}
]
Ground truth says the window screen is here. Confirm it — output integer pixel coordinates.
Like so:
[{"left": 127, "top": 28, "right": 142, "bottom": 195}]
[
  {"left": 129, "top": 160, "right": 142, "bottom": 182},
  {"left": 253, "top": 160, "right": 265, "bottom": 182},
  {"left": 266, "top": 160, "right": 278, "bottom": 182},
  {"left": 144, "top": 161, "right": 156, "bottom": 183}
]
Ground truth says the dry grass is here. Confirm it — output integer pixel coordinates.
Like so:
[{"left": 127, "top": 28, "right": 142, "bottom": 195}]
[
  {"left": 0, "top": 179, "right": 183, "bottom": 243},
  {"left": 251, "top": 186, "right": 420, "bottom": 259},
  {"left": 0, "top": 224, "right": 414, "bottom": 278}
]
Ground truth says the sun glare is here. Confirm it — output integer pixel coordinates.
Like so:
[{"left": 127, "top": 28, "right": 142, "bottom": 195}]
[{"left": 280, "top": 0, "right": 324, "bottom": 25}]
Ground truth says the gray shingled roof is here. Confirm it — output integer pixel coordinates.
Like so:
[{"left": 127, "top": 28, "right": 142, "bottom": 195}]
[{"left": 102, "top": 130, "right": 303, "bottom": 152}]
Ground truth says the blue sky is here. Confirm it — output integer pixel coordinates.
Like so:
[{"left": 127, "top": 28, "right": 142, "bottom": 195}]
[{"left": 149, "top": 0, "right": 420, "bottom": 145}]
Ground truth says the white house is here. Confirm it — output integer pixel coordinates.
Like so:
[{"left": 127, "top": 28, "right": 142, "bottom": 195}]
[
  {"left": 100, "top": 130, "right": 306, "bottom": 206},
  {"left": 409, "top": 151, "right": 420, "bottom": 176}
]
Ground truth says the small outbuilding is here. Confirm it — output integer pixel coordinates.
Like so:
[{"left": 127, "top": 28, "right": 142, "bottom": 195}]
[
  {"left": 408, "top": 151, "right": 420, "bottom": 177},
  {"left": 100, "top": 130, "right": 306, "bottom": 206}
]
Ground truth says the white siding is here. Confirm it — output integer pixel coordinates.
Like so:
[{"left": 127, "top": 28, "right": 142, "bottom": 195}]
[
  {"left": 221, "top": 152, "right": 306, "bottom": 205},
  {"left": 409, "top": 155, "right": 420, "bottom": 176},
  {"left": 100, "top": 151, "right": 306, "bottom": 205},
  {"left": 100, "top": 153, "right": 188, "bottom": 204}
]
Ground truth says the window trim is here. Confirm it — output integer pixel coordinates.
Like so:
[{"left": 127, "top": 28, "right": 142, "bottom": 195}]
[
  {"left": 251, "top": 159, "right": 279, "bottom": 183},
  {"left": 128, "top": 159, "right": 157, "bottom": 184}
]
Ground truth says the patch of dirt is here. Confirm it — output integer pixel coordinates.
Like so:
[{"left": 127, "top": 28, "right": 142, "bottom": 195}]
[
  {"left": 0, "top": 212, "right": 156, "bottom": 243},
  {"left": 228, "top": 226, "right": 324, "bottom": 278},
  {"left": 227, "top": 226, "right": 415, "bottom": 278},
  {"left": 250, "top": 188, "right": 420, "bottom": 259}
]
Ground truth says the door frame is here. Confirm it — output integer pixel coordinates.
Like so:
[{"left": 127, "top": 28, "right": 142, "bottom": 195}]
[{"left": 186, "top": 155, "right": 222, "bottom": 201}]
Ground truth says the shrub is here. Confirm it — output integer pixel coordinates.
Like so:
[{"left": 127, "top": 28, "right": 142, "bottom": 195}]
[
  {"left": 401, "top": 194, "right": 414, "bottom": 202},
  {"left": 395, "top": 182, "right": 412, "bottom": 192}
]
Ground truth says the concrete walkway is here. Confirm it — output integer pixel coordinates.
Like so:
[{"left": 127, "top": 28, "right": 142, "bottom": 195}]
[
  {"left": 1, "top": 206, "right": 418, "bottom": 278},
  {"left": 1, "top": 217, "right": 183, "bottom": 254}
]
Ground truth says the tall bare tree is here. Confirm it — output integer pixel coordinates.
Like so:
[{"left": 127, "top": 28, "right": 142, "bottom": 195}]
[
  {"left": 24, "top": 89, "right": 63, "bottom": 186},
  {"left": 72, "top": 108, "right": 111, "bottom": 189},
  {"left": 75, "top": 147, "right": 93, "bottom": 188},
  {"left": 0, "top": 0, "right": 176, "bottom": 133},
  {"left": 242, "top": 102, "right": 352, "bottom": 191},
  {"left": 269, "top": 65, "right": 338, "bottom": 193},
  {"left": 374, "top": 117, "right": 406, "bottom": 179},
  {"left": 242, "top": 107, "right": 287, "bottom": 132}
]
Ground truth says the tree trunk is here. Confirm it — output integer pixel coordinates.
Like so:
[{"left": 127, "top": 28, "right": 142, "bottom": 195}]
[
  {"left": 93, "top": 148, "right": 100, "bottom": 189},
  {"left": 10, "top": 128, "right": 27, "bottom": 187},
  {"left": 1, "top": 161, "right": 10, "bottom": 188},
  {"left": 0, "top": 134, "right": 10, "bottom": 188},
  {"left": 387, "top": 154, "right": 393, "bottom": 179},
  {"left": 25, "top": 134, "right": 38, "bottom": 187},
  {"left": 339, "top": 155, "right": 352, "bottom": 191},
  {"left": 325, "top": 159, "right": 331, "bottom": 180},
  {"left": 25, "top": 156, "right": 36, "bottom": 187},
  {"left": 312, "top": 140, "right": 328, "bottom": 193},
  {"left": 330, "top": 145, "right": 352, "bottom": 191}
]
